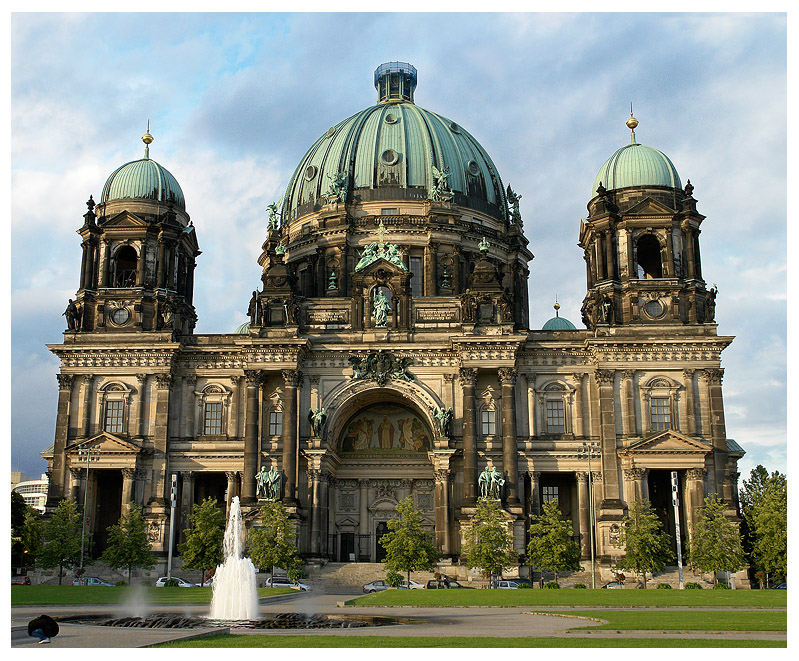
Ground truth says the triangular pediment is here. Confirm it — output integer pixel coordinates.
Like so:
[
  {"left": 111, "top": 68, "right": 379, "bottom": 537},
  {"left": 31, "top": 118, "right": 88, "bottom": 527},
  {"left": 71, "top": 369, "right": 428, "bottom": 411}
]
[
  {"left": 100, "top": 210, "right": 149, "bottom": 228},
  {"left": 625, "top": 197, "right": 676, "bottom": 216},
  {"left": 355, "top": 256, "right": 408, "bottom": 277},
  {"left": 66, "top": 432, "right": 141, "bottom": 455},
  {"left": 624, "top": 430, "right": 711, "bottom": 455}
]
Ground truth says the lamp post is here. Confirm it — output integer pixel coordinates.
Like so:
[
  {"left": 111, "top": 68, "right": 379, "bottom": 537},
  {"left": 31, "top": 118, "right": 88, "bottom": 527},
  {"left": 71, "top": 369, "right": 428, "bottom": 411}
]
[
  {"left": 78, "top": 446, "right": 99, "bottom": 579},
  {"left": 578, "top": 441, "right": 600, "bottom": 589}
]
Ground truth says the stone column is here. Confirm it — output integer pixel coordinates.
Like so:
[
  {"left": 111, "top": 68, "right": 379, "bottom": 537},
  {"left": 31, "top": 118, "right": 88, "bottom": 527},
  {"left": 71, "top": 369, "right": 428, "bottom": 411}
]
[
  {"left": 527, "top": 373, "right": 536, "bottom": 438},
  {"left": 319, "top": 473, "right": 331, "bottom": 557},
  {"left": 529, "top": 471, "right": 541, "bottom": 517},
  {"left": 225, "top": 471, "right": 238, "bottom": 510},
  {"left": 595, "top": 233, "right": 605, "bottom": 280},
  {"left": 308, "top": 469, "right": 322, "bottom": 555},
  {"left": 623, "top": 467, "right": 649, "bottom": 503},
  {"left": 424, "top": 242, "right": 437, "bottom": 296},
  {"left": 79, "top": 375, "right": 93, "bottom": 438},
  {"left": 702, "top": 369, "right": 731, "bottom": 501},
  {"left": 626, "top": 229, "right": 635, "bottom": 279},
  {"left": 683, "top": 222, "right": 696, "bottom": 279},
  {"left": 242, "top": 370, "right": 261, "bottom": 503},
  {"left": 229, "top": 376, "right": 241, "bottom": 439},
  {"left": 665, "top": 229, "right": 675, "bottom": 277},
  {"left": 571, "top": 373, "right": 586, "bottom": 437},
  {"left": 281, "top": 369, "right": 302, "bottom": 506},
  {"left": 605, "top": 227, "right": 615, "bottom": 279},
  {"left": 595, "top": 369, "right": 624, "bottom": 512},
  {"left": 576, "top": 471, "right": 591, "bottom": 558},
  {"left": 136, "top": 242, "right": 146, "bottom": 286},
  {"left": 682, "top": 369, "right": 696, "bottom": 435},
  {"left": 180, "top": 471, "right": 195, "bottom": 545},
  {"left": 48, "top": 374, "right": 74, "bottom": 504},
  {"left": 69, "top": 467, "right": 82, "bottom": 503},
  {"left": 459, "top": 367, "right": 478, "bottom": 505},
  {"left": 621, "top": 370, "right": 636, "bottom": 437},
  {"left": 685, "top": 467, "right": 706, "bottom": 539},
  {"left": 434, "top": 469, "right": 452, "bottom": 555},
  {"left": 584, "top": 251, "right": 593, "bottom": 289},
  {"left": 98, "top": 239, "right": 111, "bottom": 287},
  {"left": 151, "top": 373, "right": 172, "bottom": 504},
  {"left": 498, "top": 367, "right": 519, "bottom": 504},
  {"left": 358, "top": 478, "right": 369, "bottom": 537},
  {"left": 121, "top": 468, "right": 136, "bottom": 511}
]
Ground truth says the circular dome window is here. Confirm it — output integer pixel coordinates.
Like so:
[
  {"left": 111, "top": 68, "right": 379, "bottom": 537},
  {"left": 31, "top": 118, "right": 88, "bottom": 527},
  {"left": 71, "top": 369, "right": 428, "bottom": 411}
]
[
  {"left": 325, "top": 126, "right": 335, "bottom": 138},
  {"left": 467, "top": 160, "right": 480, "bottom": 176},
  {"left": 644, "top": 299, "right": 665, "bottom": 319},
  {"left": 380, "top": 149, "right": 401, "bottom": 166},
  {"left": 304, "top": 165, "right": 318, "bottom": 181},
  {"left": 450, "top": 122, "right": 460, "bottom": 132},
  {"left": 384, "top": 113, "right": 399, "bottom": 124}
]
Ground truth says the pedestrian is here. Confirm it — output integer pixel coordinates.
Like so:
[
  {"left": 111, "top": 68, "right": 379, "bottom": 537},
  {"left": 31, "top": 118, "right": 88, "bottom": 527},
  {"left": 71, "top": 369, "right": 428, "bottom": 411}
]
[
  {"left": 538, "top": 575, "right": 544, "bottom": 589},
  {"left": 28, "top": 614, "right": 59, "bottom": 644}
]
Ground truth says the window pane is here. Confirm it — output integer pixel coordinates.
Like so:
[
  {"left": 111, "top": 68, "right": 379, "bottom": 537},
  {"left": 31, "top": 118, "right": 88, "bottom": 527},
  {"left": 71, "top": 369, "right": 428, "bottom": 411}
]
[
  {"left": 104, "top": 400, "right": 124, "bottom": 433},
  {"left": 542, "top": 486, "right": 559, "bottom": 503},
  {"left": 204, "top": 402, "right": 223, "bottom": 435},
  {"left": 409, "top": 257, "right": 423, "bottom": 297},
  {"left": 545, "top": 400, "right": 565, "bottom": 433},
  {"left": 481, "top": 410, "right": 495, "bottom": 435},
  {"left": 269, "top": 410, "right": 283, "bottom": 436},
  {"left": 651, "top": 397, "right": 671, "bottom": 431}
]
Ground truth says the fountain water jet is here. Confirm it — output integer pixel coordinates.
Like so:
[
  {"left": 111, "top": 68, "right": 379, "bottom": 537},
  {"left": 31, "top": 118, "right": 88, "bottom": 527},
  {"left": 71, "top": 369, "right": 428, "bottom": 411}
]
[{"left": 208, "top": 496, "right": 259, "bottom": 620}]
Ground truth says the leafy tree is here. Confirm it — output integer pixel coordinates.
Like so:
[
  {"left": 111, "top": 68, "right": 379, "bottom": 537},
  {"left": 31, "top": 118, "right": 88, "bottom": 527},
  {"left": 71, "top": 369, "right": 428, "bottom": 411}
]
[
  {"left": 11, "top": 491, "right": 27, "bottom": 567},
  {"left": 379, "top": 496, "right": 440, "bottom": 584},
  {"left": 688, "top": 494, "right": 745, "bottom": 584},
  {"left": 100, "top": 505, "right": 156, "bottom": 584},
  {"left": 179, "top": 497, "right": 225, "bottom": 586},
  {"left": 20, "top": 507, "right": 43, "bottom": 567},
  {"left": 526, "top": 499, "right": 582, "bottom": 583},
  {"left": 461, "top": 498, "right": 518, "bottom": 583},
  {"left": 740, "top": 465, "right": 787, "bottom": 581},
  {"left": 38, "top": 498, "right": 85, "bottom": 584},
  {"left": 616, "top": 499, "right": 674, "bottom": 588},
  {"left": 247, "top": 500, "right": 301, "bottom": 579}
]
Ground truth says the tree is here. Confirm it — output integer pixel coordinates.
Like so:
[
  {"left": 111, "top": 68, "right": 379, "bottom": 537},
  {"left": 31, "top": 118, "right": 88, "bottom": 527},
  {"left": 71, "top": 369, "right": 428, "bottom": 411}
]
[
  {"left": 461, "top": 498, "right": 518, "bottom": 584},
  {"left": 526, "top": 499, "right": 582, "bottom": 583},
  {"left": 11, "top": 491, "right": 27, "bottom": 567},
  {"left": 20, "top": 507, "right": 43, "bottom": 568},
  {"left": 179, "top": 497, "right": 225, "bottom": 585},
  {"left": 688, "top": 495, "right": 745, "bottom": 584},
  {"left": 38, "top": 498, "right": 84, "bottom": 584},
  {"left": 740, "top": 465, "right": 787, "bottom": 581},
  {"left": 379, "top": 496, "right": 440, "bottom": 584},
  {"left": 100, "top": 505, "right": 156, "bottom": 584},
  {"left": 616, "top": 499, "right": 674, "bottom": 588},
  {"left": 247, "top": 500, "right": 301, "bottom": 579}
]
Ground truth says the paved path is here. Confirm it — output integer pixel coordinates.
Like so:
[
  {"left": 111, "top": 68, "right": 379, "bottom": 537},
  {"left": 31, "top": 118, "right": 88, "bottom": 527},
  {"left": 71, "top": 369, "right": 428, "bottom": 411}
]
[{"left": 10, "top": 592, "right": 787, "bottom": 647}]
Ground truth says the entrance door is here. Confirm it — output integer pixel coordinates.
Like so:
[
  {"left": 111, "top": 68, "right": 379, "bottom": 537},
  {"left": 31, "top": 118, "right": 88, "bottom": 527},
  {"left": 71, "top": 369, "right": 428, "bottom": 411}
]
[
  {"left": 647, "top": 470, "right": 686, "bottom": 555},
  {"left": 340, "top": 533, "right": 355, "bottom": 562},
  {"left": 93, "top": 470, "right": 122, "bottom": 558},
  {"left": 375, "top": 522, "right": 389, "bottom": 562}
]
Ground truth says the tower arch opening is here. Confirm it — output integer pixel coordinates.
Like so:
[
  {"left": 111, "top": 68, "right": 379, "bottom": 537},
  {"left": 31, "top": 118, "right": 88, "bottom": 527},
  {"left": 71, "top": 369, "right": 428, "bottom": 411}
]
[{"left": 636, "top": 234, "right": 663, "bottom": 279}]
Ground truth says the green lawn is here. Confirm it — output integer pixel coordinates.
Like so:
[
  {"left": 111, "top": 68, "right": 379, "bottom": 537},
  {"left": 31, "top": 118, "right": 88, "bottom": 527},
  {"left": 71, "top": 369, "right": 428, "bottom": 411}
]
[
  {"left": 350, "top": 589, "right": 786, "bottom": 609},
  {"left": 553, "top": 609, "right": 786, "bottom": 631},
  {"left": 154, "top": 634, "right": 785, "bottom": 648},
  {"left": 10, "top": 585, "right": 294, "bottom": 606}
]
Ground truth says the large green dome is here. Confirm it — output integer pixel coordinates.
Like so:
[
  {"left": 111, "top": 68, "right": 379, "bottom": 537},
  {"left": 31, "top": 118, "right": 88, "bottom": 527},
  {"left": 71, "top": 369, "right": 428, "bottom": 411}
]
[
  {"left": 592, "top": 118, "right": 681, "bottom": 195},
  {"left": 101, "top": 154, "right": 185, "bottom": 211},
  {"left": 282, "top": 62, "right": 508, "bottom": 223}
]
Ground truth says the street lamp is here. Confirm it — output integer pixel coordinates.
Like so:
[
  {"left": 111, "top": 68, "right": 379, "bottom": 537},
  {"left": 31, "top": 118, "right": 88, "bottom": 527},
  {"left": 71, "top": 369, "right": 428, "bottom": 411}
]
[
  {"left": 578, "top": 441, "right": 600, "bottom": 589},
  {"left": 77, "top": 446, "right": 100, "bottom": 579}
]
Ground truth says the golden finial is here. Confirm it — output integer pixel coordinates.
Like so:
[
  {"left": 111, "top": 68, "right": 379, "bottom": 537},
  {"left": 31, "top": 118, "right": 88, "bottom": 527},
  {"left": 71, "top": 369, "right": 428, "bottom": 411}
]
[
  {"left": 142, "top": 120, "right": 154, "bottom": 159},
  {"left": 554, "top": 298, "right": 561, "bottom": 317},
  {"left": 626, "top": 104, "right": 638, "bottom": 144}
]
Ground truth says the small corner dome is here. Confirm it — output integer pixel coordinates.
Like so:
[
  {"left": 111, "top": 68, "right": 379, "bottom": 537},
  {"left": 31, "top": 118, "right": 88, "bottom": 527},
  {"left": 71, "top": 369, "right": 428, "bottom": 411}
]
[
  {"left": 542, "top": 315, "right": 577, "bottom": 331},
  {"left": 592, "top": 115, "right": 681, "bottom": 195},
  {"left": 234, "top": 321, "right": 250, "bottom": 334}
]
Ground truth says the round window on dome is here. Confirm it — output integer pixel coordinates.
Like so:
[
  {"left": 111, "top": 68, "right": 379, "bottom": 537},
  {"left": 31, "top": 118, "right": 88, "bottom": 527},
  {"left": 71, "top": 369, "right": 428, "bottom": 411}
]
[
  {"left": 450, "top": 122, "right": 460, "bottom": 132},
  {"left": 643, "top": 299, "right": 665, "bottom": 319},
  {"left": 384, "top": 113, "right": 399, "bottom": 124},
  {"left": 325, "top": 127, "right": 335, "bottom": 138},
  {"left": 380, "top": 149, "right": 401, "bottom": 166},
  {"left": 304, "top": 165, "right": 318, "bottom": 181},
  {"left": 467, "top": 160, "right": 480, "bottom": 176}
]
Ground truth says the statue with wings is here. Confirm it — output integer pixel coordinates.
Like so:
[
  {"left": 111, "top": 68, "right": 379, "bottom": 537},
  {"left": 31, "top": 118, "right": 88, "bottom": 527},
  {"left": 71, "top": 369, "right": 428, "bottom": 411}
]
[{"left": 429, "top": 165, "right": 453, "bottom": 202}]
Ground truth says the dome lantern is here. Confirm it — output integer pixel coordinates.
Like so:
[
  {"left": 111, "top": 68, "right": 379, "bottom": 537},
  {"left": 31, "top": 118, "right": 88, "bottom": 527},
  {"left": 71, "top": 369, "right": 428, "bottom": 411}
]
[{"left": 374, "top": 61, "right": 417, "bottom": 104}]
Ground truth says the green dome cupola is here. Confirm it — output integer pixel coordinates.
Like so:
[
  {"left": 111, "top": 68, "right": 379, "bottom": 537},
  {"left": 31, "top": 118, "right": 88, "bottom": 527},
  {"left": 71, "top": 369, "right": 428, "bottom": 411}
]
[
  {"left": 542, "top": 301, "right": 577, "bottom": 330},
  {"left": 591, "top": 114, "right": 681, "bottom": 195}
]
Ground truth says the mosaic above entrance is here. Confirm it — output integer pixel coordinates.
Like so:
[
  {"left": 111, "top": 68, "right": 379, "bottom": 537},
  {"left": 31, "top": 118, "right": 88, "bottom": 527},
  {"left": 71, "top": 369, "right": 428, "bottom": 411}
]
[{"left": 341, "top": 403, "right": 432, "bottom": 453}]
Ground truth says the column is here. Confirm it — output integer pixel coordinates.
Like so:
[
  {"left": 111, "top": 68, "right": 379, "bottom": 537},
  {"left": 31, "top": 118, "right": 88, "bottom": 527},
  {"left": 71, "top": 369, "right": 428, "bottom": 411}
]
[
  {"left": 424, "top": 242, "right": 437, "bottom": 296},
  {"left": 228, "top": 376, "right": 241, "bottom": 438},
  {"left": 79, "top": 375, "right": 94, "bottom": 438},
  {"left": 180, "top": 471, "right": 196, "bottom": 545},
  {"left": 595, "top": 369, "right": 624, "bottom": 511},
  {"left": 225, "top": 471, "right": 238, "bottom": 510},
  {"left": 98, "top": 239, "right": 111, "bottom": 287},
  {"left": 621, "top": 370, "right": 636, "bottom": 437},
  {"left": 623, "top": 467, "right": 648, "bottom": 503},
  {"left": 702, "top": 369, "right": 731, "bottom": 501},
  {"left": 459, "top": 367, "right": 478, "bottom": 505},
  {"left": 241, "top": 370, "right": 261, "bottom": 503},
  {"left": 576, "top": 472, "right": 590, "bottom": 558},
  {"left": 308, "top": 469, "right": 321, "bottom": 555},
  {"left": 527, "top": 373, "right": 536, "bottom": 438},
  {"left": 595, "top": 233, "right": 605, "bottom": 280},
  {"left": 184, "top": 376, "right": 197, "bottom": 438},
  {"left": 498, "top": 367, "right": 519, "bottom": 504},
  {"left": 358, "top": 479, "right": 369, "bottom": 537},
  {"left": 529, "top": 471, "right": 541, "bottom": 517},
  {"left": 605, "top": 227, "right": 615, "bottom": 279},
  {"left": 584, "top": 251, "right": 593, "bottom": 289},
  {"left": 121, "top": 468, "right": 136, "bottom": 511},
  {"left": 682, "top": 369, "right": 696, "bottom": 435},
  {"left": 571, "top": 373, "right": 585, "bottom": 437},
  {"left": 665, "top": 229, "right": 675, "bottom": 276},
  {"left": 151, "top": 373, "right": 172, "bottom": 504},
  {"left": 49, "top": 374, "right": 74, "bottom": 504},
  {"left": 626, "top": 229, "right": 635, "bottom": 280},
  {"left": 683, "top": 222, "right": 696, "bottom": 279},
  {"left": 136, "top": 242, "right": 146, "bottom": 286},
  {"left": 435, "top": 469, "right": 452, "bottom": 555},
  {"left": 281, "top": 369, "right": 302, "bottom": 506},
  {"left": 685, "top": 467, "right": 706, "bottom": 539},
  {"left": 69, "top": 467, "right": 81, "bottom": 503}
]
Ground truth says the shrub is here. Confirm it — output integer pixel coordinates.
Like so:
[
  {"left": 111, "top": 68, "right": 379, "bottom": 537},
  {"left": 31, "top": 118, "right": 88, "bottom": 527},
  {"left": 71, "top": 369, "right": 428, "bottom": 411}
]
[
  {"left": 286, "top": 567, "right": 306, "bottom": 584},
  {"left": 684, "top": 582, "right": 703, "bottom": 590},
  {"left": 573, "top": 583, "right": 587, "bottom": 589},
  {"left": 115, "top": 581, "right": 126, "bottom": 586},
  {"left": 544, "top": 581, "right": 560, "bottom": 589},
  {"left": 713, "top": 582, "right": 730, "bottom": 589},
  {"left": 517, "top": 582, "right": 531, "bottom": 589},
  {"left": 385, "top": 571, "right": 402, "bottom": 588},
  {"left": 164, "top": 578, "right": 180, "bottom": 588},
  {"left": 656, "top": 583, "right": 672, "bottom": 589}
]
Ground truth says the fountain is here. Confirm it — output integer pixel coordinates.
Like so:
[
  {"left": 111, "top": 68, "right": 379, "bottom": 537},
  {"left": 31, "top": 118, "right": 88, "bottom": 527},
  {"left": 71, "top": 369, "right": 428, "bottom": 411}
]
[{"left": 208, "top": 496, "right": 259, "bottom": 620}]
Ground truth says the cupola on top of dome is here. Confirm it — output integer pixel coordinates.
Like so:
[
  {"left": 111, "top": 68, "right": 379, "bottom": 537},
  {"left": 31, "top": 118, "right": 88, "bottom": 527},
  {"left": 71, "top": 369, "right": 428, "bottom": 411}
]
[
  {"left": 100, "top": 126, "right": 186, "bottom": 214},
  {"left": 281, "top": 62, "right": 508, "bottom": 223},
  {"left": 541, "top": 301, "right": 577, "bottom": 331},
  {"left": 591, "top": 112, "right": 681, "bottom": 196}
]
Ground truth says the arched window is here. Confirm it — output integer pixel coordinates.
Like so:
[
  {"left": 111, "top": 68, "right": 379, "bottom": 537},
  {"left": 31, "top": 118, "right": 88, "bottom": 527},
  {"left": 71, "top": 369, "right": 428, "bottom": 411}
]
[
  {"left": 636, "top": 234, "right": 663, "bottom": 279},
  {"left": 113, "top": 245, "right": 138, "bottom": 287}
]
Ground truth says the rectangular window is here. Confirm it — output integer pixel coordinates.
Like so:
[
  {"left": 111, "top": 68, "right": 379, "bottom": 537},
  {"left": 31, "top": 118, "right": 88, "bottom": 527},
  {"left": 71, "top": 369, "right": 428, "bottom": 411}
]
[
  {"left": 545, "top": 400, "right": 566, "bottom": 433},
  {"left": 481, "top": 410, "right": 496, "bottom": 436},
  {"left": 203, "top": 402, "right": 223, "bottom": 435},
  {"left": 409, "top": 256, "right": 423, "bottom": 297},
  {"left": 542, "top": 485, "right": 559, "bottom": 503},
  {"left": 104, "top": 400, "right": 124, "bottom": 433},
  {"left": 650, "top": 397, "right": 671, "bottom": 431},
  {"left": 380, "top": 208, "right": 398, "bottom": 216},
  {"left": 269, "top": 410, "right": 283, "bottom": 436}
]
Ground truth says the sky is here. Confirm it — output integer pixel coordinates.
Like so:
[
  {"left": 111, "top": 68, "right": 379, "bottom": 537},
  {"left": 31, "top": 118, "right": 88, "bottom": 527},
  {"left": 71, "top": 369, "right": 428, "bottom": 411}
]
[{"left": 8, "top": 11, "right": 787, "bottom": 485}]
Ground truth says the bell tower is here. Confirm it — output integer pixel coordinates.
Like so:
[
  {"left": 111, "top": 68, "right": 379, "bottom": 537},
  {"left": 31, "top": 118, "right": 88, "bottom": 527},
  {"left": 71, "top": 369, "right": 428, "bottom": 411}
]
[{"left": 579, "top": 114, "right": 714, "bottom": 328}]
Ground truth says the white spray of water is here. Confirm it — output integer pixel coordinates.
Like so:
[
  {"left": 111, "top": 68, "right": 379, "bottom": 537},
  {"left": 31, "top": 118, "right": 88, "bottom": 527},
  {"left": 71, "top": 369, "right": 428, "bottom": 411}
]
[
  {"left": 208, "top": 496, "right": 260, "bottom": 620},
  {"left": 117, "top": 582, "right": 150, "bottom": 618}
]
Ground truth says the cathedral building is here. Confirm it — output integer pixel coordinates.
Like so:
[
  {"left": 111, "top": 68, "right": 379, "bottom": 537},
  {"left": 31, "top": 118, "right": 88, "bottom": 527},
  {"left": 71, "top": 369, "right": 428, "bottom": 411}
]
[{"left": 43, "top": 62, "right": 742, "bottom": 571}]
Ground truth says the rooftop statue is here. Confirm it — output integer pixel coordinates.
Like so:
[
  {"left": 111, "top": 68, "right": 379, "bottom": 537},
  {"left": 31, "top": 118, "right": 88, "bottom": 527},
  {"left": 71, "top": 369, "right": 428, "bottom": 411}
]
[
  {"left": 323, "top": 171, "right": 348, "bottom": 204},
  {"left": 429, "top": 165, "right": 454, "bottom": 202},
  {"left": 506, "top": 185, "right": 522, "bottom": 226},
  {"left": 266, "top": 201, "right": 282, "bottom": 231}
]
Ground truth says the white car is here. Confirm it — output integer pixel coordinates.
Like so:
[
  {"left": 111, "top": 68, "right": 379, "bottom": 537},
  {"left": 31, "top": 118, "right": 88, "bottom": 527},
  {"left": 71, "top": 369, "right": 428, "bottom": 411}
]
[
  {"left": 263, "top": 575, "right": 312, "bottom": 591},
  {"left": 399, "top": 579, "right": 425, "bottom": 589},
  {"left": 154, "top": 576, "right": 198, "bottom": 588},
  {"left": 494, "top": 579, "right": 523, "bottom": 589}
]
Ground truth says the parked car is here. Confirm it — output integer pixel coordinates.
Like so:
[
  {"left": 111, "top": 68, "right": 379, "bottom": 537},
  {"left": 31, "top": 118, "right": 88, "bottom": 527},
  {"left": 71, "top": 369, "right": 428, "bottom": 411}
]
[
  {"left": 11, "top": 576, "right": 31, "bottom": 585},
  {"left": 399, "top": 579, "right": 425, "bottom": 589},
  {"left": 154, "top": 576, "right": 199, "bottom": 588},
  {"left": 601, "top": 581, "right": 624, "bottom": 589},
  {"left": 494, "top": 579, "right": 523, "bottom": 589},
  {"left": 72, "top": 577, "right": 114, "bottom": 586},
  {"left": 425, "top": 579, "right": 472, "bottom": 589},
  {"left": 363, "top": 579, "right": 390, "bottom": 593},
  {"left": 263, "top": 575, "right": 312, "bottom": 591},
  {"left": 771, "top": 583, "right": 787, "bottom": 589}
]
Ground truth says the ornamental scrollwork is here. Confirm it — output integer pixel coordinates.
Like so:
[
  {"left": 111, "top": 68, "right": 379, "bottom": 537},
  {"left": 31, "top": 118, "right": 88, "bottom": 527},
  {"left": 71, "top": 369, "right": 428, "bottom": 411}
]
[{"left": 348, "top": 350, "right": 413, "bottom": 386}]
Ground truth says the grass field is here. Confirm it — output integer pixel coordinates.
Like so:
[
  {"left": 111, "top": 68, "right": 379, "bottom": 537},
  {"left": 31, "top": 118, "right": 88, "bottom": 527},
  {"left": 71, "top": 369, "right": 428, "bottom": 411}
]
[
  {"left": 10, "top": 585, "right": 294, "bottom": 606},
  {"left": 548, "top": 609, "right": 786, "bottom": 631},
  {"left": 350, "top": 589, "right": 786, "bottom": 609},
  {"left": 154, "top": 635, "right": 786, "bottom": 648}
]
